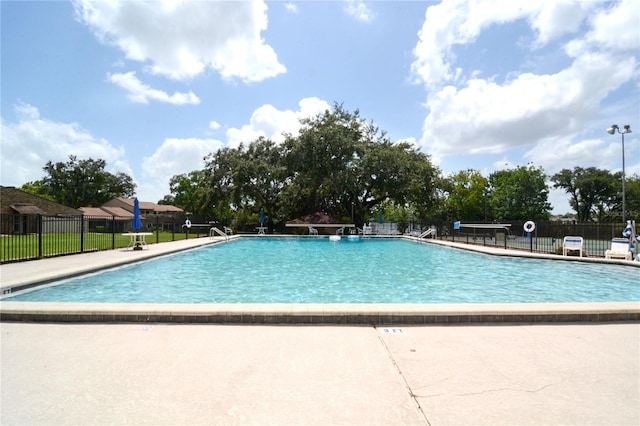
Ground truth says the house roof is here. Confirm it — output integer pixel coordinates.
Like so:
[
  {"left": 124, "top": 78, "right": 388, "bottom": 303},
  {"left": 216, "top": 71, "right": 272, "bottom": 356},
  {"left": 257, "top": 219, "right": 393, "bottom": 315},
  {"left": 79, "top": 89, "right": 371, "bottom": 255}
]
[
  {"left": 154, "top": 204, "right": 183, "bottom": 213},
  {"left": 0, "top": 186, "right": 82, "bottom": 216},
  {"left": 10, "top": 203, "right": 46, "bottom": 215},
  {"left": 79, "top": 206, "right": 134, "bottom": 219},
  {"left": 103, "top": 197, "right": 183, "bottom": 214},
  {"left": 79, "top": 207, "right": 107, "bottom": 217},
  {"left": 101, "top": 206, "right": 133, "bottom": 218}
]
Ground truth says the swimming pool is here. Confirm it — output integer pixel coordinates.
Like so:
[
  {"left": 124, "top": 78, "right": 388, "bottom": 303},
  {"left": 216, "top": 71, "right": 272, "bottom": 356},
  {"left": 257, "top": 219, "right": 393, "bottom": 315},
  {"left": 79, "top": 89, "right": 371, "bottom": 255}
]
[{"left": 5, "top": 237, "right": 639, "bottom": 304}]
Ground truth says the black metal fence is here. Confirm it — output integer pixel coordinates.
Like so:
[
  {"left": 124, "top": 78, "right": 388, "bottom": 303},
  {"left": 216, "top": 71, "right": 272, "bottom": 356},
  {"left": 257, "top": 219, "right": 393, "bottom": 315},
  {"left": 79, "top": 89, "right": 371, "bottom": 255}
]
[
  {"left": 1, "top": 213, "right": 632, "bottom": 263},
  {"left": 0, "top": 214, "right": 213, "bottom": 263},
  {"left": 432, "top": 220, "right": 629, "bottom": 257}
]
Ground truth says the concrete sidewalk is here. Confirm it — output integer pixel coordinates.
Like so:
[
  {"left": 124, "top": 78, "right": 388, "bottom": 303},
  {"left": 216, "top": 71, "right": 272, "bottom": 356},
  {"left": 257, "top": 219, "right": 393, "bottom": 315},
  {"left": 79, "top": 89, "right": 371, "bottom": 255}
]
[{"left": 1, "top": 322, "right": 638, "bottom": 425}]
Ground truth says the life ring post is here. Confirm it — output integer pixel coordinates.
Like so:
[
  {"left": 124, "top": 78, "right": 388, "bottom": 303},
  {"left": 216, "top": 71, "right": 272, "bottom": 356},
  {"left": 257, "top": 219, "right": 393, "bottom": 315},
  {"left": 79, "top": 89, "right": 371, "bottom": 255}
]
[
  {"left": 184, "top": 218, "right": 192, "bottom": 238},
  {"left": 523, "top": 221, "right": 536, "bottom": 252}
]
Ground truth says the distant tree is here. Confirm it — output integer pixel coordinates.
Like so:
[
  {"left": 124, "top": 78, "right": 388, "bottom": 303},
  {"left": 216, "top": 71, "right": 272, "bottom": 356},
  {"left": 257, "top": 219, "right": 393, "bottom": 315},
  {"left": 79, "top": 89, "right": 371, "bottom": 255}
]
[
  {"left": 358, "top": 138, "right": 439, "bottom": 225},
  {"left": 280, "top": 104, "right": 365, "bottom": 220},
  {"left": 38, "top": 155, "right": 135, "bottom": 208},
  {"left": 167, "top": 170, "right": 213, "bottom": 218},
  {"left": 19, "top": 180, "right": 57, "bottom": 202},
  {"left": 625, "top": 174, "right": 640, "bottom": 220},
  {"left": 233, "top": 137, "right": 287, "bottom": 228},
  {"left": 164, "top": 104, "right": 441, "bottom": 229},
  {"left": 192, "top": 137, "right": 287, "bottom": 229},
  {"left": 281, "top": 103, "right": 439, "bottom": 226},
  {"left": 551, "top": 167, "right": 620, "bottom": 222},
  {"left": 370, "top": 199, "right": 415, "bottom": 234},
  {"left": 445, "top": 169, "right": 488, "bottom": 221},
  {"left": 201, "top": 144, "right": 246, "bottom": 226},
  {"left": 157, "top": 195, "right": 175, "bottom": 205},
  {"left": 488, "top": 165, "right": 551, "bottom": 221}
]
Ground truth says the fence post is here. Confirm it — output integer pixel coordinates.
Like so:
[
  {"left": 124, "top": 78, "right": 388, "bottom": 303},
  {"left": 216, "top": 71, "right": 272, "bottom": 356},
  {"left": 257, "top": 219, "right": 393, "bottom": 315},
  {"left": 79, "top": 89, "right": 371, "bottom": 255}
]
[
  {"left": 37, "top": 214, "right": 43, "bottom": 259},
  {"left": 156, "top": 215, "right": 159, "bottom": 244},
  {"left": 112, "top": 215, "right": 116, "bottom": 249},
  {"left": 80, "top": 215, "right": 85, "bottom": 253}
]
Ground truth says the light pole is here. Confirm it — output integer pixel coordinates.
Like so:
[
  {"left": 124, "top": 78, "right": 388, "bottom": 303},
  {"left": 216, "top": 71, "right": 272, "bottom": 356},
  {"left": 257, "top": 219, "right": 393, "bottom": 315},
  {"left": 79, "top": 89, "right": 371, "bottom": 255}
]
[{"left": 607, "top": 124, "right": 632, "bottom": 223}]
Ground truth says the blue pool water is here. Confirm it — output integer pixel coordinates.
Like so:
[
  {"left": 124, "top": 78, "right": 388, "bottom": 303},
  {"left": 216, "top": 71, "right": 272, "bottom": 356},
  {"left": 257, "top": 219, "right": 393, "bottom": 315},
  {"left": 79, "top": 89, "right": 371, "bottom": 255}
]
[{"left": 5, "top": 237, "right": 639, "bottom": 304}]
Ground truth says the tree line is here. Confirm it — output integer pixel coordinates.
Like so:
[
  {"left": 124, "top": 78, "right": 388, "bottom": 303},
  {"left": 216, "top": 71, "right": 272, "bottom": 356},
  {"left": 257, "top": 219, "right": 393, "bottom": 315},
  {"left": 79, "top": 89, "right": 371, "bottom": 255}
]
[{"left": 20, "top": 105, "right": 639, "bottom": 229}]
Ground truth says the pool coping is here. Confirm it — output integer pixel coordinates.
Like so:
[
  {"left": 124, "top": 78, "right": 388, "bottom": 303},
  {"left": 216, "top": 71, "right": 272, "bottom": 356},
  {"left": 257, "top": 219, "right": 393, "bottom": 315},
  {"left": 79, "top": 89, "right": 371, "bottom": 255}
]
[
  {"left": 1, "top": 235, "right": 639, "bottom": 324},
  {"left": 1, "top": 301, "right": 638, "bottom": 324}
]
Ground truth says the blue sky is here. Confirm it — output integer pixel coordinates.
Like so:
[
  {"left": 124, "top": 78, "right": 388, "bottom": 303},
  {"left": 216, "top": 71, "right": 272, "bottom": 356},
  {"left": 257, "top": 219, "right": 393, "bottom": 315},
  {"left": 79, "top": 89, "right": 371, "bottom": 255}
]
[{"left": 1, "top": 0, "right": 638, "bottom": 214}]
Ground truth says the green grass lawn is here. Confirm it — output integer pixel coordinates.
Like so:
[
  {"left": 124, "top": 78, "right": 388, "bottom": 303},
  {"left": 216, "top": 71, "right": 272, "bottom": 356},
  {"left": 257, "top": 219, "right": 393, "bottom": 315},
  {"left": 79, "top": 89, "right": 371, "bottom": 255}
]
[{"left": 0, "top": 231, "right": 208, "bottom": 263}]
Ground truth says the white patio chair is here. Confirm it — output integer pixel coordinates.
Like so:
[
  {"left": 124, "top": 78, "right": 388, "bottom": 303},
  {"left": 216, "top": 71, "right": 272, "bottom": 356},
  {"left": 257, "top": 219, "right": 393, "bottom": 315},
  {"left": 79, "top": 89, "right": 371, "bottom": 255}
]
[{"left": 605, "top": 238, "right": 632, "bottom": 260}]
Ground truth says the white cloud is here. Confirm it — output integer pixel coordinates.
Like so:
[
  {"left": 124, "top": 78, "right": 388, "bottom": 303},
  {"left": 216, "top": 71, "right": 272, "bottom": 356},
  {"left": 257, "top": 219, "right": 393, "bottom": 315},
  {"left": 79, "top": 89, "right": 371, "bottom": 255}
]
[
  {"left": 108, "top": 71, "right": 200, "bottom": 104},
  {"left": 525, "top": 137, "right": 620, "bottom": 174},
  {"left": 73, "top": 0, "right": 286, "bottom": 83},
  {"left": 141, "top": 137, "right": 224, "bottom": 202},
  {"left": 529, "top": 1, "right": 592, "bottom": 47},
  {"left": 420, "top": 51, "right": 635, "bottom": 159},
  {"left": 412, "top": 0, "right": 638, "bottom": 179},
  {"left": 0, "top": 103, "right": 129, "bottom": 186},
  {"left": 410, "top": 1, "right": 601, "bottom": 88},
  {"left": 584, "top": 0, "right": 640, "bottom": 51},
  {"left": 284, "top": 3, "right": 298, "bottom": 13},
  {"left": 225, "top": 97, "right": 331, "bottom": 148},
  {"left": 208, "top": 121, "right": 221, "bottom": 131},
  {"left": 344, "top": 0, "right": 374, "bottom": 23},
  {"left": 411, "top": 0, "right": 535, "bottom": 88}
]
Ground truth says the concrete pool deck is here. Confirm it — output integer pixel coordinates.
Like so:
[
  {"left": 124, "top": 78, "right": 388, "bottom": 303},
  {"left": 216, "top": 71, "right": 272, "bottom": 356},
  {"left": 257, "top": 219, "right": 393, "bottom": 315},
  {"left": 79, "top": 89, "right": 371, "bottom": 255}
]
[
  {"left": 1, "top": 322, "right": 639, "bottom": 425},
  {"left": 1, "top": 237, "right": 639, "bottom": 425}
]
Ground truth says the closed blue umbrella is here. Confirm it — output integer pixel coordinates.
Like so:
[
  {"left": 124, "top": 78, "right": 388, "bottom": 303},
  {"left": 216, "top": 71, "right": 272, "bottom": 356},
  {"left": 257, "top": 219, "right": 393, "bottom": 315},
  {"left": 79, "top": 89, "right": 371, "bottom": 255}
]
[
  {"left": 259, "top": 208, "right": 265, "bottom": 226},
  {"left": 379, "top": 210, "right": 384, "bottom": 224},
  {"left": 131, "top": 197, "right": 143, "bottom": 230}
]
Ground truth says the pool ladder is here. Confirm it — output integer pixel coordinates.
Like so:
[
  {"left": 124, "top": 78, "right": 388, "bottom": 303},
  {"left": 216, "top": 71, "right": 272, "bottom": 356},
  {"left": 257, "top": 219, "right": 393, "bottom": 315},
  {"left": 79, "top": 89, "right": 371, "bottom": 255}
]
[
  {"left": 418, "top": 228, "right": 436, "bottom": 238},
  {"left": 209, "top": 227, "right": 230, "bottom": 242}
]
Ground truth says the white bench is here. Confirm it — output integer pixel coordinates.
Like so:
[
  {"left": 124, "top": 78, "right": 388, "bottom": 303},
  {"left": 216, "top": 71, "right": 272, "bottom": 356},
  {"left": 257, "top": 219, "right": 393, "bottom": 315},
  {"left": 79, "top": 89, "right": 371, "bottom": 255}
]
[{"left": 562, "top": 236, "right": 584, "bottom": 257}]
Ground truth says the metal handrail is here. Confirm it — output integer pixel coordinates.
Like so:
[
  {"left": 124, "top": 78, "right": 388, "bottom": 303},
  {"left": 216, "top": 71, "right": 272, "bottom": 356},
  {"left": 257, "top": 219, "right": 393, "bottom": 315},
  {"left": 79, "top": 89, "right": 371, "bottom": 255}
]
[{"left": 209, "top": 227, "right": 230, "bottom": 241}]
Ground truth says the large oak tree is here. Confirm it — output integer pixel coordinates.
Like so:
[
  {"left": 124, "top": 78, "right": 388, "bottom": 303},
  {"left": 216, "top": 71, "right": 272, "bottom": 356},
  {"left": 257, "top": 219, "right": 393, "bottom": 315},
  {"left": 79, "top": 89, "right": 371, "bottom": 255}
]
[{"left": 23, "top": 155, "right": 135, "bottom": 208}]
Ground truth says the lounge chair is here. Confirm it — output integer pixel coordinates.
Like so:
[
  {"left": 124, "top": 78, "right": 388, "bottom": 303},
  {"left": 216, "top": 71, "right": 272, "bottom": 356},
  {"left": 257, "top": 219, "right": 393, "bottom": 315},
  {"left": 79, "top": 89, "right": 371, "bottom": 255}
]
[
  {"left": 562, "top": 236, "right": 584, "bottom": 257},
  {"left": 308, "top": 226, "right": 318, "bottom": 235},
  {"left": 605, "top": 238, "right": 632, "bottom": 260},
  {"left": 223, "top": 226, "right": 233, "bottom": 235}
]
